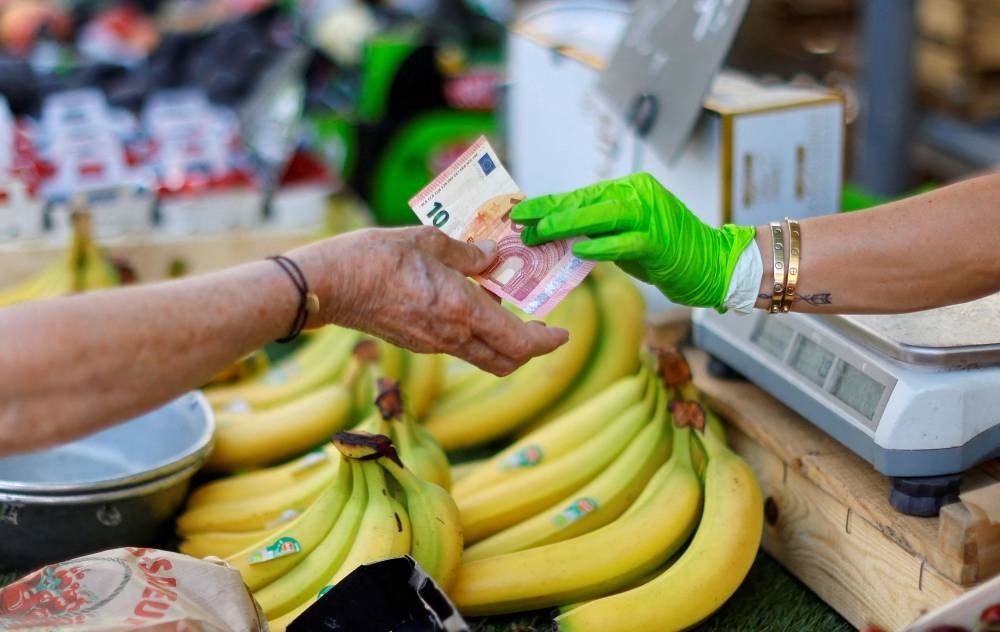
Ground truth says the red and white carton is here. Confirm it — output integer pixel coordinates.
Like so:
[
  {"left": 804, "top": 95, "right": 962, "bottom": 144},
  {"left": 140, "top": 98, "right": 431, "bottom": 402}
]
[
  {"left": 0, "top": 98, "right": 45, "bottom": 242},
  {"left": 269, "top": 149, "right": 333, "bottom": 229},
  {"left": 145, "top": 91, "right": 263, "bottom": 234},
  {"left": 39, "top": 90, "right": 155, "bottom": 240}
]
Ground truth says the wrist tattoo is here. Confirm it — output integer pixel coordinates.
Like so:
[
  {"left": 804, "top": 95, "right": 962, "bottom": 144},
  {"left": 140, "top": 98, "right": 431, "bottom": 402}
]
[{"left": 757, "top": 292, "right": 833, "bottom": 306}]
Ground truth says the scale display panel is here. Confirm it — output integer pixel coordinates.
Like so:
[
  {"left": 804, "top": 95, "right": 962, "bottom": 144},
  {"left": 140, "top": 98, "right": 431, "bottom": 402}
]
[
  {"left": 789, "top": 336, "right": 835, "bottom": 387},
  {"left": 831, "top": 363, "right": 885, "bottom": 422}
]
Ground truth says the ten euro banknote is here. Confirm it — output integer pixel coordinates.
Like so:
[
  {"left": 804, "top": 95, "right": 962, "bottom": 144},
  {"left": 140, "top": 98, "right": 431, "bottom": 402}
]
[{"left": 408, "top": 136, "right": 594, "bottom": 317}]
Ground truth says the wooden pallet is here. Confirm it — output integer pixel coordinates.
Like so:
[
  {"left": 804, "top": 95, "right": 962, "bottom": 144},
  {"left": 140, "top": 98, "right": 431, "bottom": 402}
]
[
  {"left": 686, "top": 347, "right": 1000, "bottom": 631},
  {"left": 917, "top": 0, "right": 1000, "bottom": 121}
]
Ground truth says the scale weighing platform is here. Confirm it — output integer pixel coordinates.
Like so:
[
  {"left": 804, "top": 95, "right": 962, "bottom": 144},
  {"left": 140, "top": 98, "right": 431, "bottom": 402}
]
[{"left": 692, "top": 292, "right": 1000, "bottom": 516}]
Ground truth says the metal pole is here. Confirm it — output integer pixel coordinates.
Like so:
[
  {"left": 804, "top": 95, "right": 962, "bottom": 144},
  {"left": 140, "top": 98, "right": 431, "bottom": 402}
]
[{"left": 855, "top": 0, "right": 915, "bottom": 195}]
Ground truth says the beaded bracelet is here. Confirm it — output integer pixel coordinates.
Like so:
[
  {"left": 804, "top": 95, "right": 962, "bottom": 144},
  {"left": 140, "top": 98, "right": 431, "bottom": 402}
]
[{"left": 268, "top": 255, "right": 320, "bottom": 343}]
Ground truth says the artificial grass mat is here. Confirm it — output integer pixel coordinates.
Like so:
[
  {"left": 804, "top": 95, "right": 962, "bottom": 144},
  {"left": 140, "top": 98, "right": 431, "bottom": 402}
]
[{"left": 466, "top": 552, "right": 853, "bottom": 632}]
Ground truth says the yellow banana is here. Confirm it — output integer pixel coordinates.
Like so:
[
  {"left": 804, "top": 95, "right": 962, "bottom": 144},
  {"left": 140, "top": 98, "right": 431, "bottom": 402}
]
[
  {"left": 265, "top": 458, "right": 407, "bottom": 625},
  {"left": 388, "top": 494, "right": 412, "bottom": 557},
  {"left": 400, "top": 351, "right": 444, "bottom": 419},
  {"left": 377, "top": 338, "right": 407, "bottom": 381},
  {"left": 205, "top": 326, "right": 358, "bottom": 411},
  {"left": 457, "top": 383, "right": 656, "bottom": 544},
  {"left": 203, "top": 349, "right": 271, "bottom": 389},
  {"left": 410, "top": 419, "right": 452, "bottom": 491},
  {"left": 463, "top": 382, "right": 671, "bottom": 561},
  {"left": 184, "top": 445, "right": 338, "bottom": 509},
  {"left": 451, "top": 371, "right": 649, "bottom": 502},
  {"left": 519, "top": 265, "right": 645, "bottom": 436},
  {"left": 449, "top": 426, "right": 702, "bottom": 617},
  {"left": 179, "top": 525, "right": 285, "bottom": 560},
  {"left": 378, "top": 453, "right": 464, "bottom": 593},
  {"left": 227, "top": 460, "right": 353, "bottom": 591},
  {"left": 554, "top": 417, "right": 764, "bottom": 632},
  {"left": 176, "top": 459, "right": 339, "bottom": 534},
  {"left": 423, "top": 281, "right": 600, "bottom": 450},
  {"left": 325, "top": 459, "right": 406, "bottom": 585},
  {"left": 207, "top": 381, "right": 355, "bottom": 472},
  {"left": 255, "top": 460, "right": 368, "bottom": 620},
  {"left": 449, "top": 458, "right": 487, "bottom": 486},
  {"left": 424, "top": 367, "right": 502, "bottom": 420}
]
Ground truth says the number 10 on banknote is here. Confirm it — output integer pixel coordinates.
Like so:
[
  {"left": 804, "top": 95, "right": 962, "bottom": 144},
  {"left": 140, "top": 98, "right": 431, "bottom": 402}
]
[{"left": 408, "top": 136, "right": 594, "bottom": 317}]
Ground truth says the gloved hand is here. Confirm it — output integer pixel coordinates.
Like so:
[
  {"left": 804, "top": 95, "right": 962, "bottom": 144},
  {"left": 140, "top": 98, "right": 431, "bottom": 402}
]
[{"left": 510, "top": 173, "right": 756, "bottom": 310}]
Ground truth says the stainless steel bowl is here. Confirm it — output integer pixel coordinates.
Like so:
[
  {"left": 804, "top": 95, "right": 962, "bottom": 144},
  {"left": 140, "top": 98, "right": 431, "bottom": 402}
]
[{"left": 0, "top": 392, "right": 214, "bottom": 572}]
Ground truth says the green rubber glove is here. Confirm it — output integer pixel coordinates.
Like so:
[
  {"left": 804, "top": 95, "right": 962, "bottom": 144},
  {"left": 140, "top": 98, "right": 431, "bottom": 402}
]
[{"left": 510, "top": 173, "right": 756, "bottom": 310}]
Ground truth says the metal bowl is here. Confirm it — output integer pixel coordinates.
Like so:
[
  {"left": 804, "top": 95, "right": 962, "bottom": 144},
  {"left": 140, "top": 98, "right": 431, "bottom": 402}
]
[{"left": 0, "top": 392, "right": 214, "bottom": 572}]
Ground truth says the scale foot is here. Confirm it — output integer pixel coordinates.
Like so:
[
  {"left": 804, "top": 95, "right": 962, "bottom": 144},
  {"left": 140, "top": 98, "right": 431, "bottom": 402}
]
[
  {"left": 707, "top": 355, "right": 746, "bottom": 381},
  {"left": 888, "top": 474, "right": 961, "bottom": 517}
]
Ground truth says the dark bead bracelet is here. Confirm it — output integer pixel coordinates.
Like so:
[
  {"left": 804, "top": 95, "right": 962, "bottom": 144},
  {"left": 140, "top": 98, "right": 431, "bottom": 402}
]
[{"left": 268, "top": 255, "right": 320, "bottom": 343}]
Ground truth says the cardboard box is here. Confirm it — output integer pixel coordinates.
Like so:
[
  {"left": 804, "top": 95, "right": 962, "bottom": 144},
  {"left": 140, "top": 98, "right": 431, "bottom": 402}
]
[{"left": 506, "top": 12, "right": 845, "bottom": 228}]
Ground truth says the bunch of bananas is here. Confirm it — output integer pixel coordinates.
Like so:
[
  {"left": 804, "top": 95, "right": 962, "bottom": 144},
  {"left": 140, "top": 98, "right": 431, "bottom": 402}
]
[
  {"left": 178, "top": 382, "right": 460, "bottom": 631},
  {"left": 200, "top": 327, "right": 442, "bottom": 473},
  {"left": 424, "top": 264, "right": 646, "bottom": 451},
  {"left": 447, "top": 350, "right": 764, "bottom": 632},
  {"left": 0, "top": 212, "right": 119, "bottom": 307}
]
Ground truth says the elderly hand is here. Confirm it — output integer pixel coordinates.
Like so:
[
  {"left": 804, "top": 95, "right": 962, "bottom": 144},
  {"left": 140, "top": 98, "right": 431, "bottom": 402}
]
[
  {"left": 288, "top": 226, "right": 569, "bottom": 376},
  {"left": 509, "top": 173, "right": 756, "bottom": 311}
]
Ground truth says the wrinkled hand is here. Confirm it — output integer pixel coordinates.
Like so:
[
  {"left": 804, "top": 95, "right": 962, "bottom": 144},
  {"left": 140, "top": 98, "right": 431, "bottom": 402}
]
[
  {"left": 509, "top": 173, "right": 756, "bottom": 310},
  {"left": 289, "top": 226, "right": 569, "bottom": 376}
]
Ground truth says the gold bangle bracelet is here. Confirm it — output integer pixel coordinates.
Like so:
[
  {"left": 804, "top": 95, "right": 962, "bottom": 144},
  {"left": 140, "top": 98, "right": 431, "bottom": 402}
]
[
  {"left": 768, "top": 221, "right": 785, "bottom": 314},
  {"left": 781, "top": 218, "right": 801, "bottom": 313}
]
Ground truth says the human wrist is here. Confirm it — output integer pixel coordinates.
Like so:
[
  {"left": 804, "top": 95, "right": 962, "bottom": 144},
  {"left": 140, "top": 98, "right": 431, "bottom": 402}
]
[
  {"left": 752, "top": 225, "right": 774, "bottom": 310},
  {"left": 283, "top": 238, "right": 345, "bottom": 330},
  {"left": 722, "top": 236, "right": 763, "bottom": 314}
]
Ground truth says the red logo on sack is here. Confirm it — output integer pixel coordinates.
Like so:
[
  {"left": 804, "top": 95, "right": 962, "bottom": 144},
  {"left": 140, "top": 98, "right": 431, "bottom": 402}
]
[{"left": 0, "top": 558, "right": 131, "bottom": 627}]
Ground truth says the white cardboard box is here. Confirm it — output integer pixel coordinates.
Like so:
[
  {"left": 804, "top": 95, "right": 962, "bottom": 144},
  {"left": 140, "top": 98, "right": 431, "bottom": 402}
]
[
  {"left": 506, "top": 10, "right": 845, "bottom": 226},
  {"left": 506, "top": 8, "right": 844, "bottom": 315}
]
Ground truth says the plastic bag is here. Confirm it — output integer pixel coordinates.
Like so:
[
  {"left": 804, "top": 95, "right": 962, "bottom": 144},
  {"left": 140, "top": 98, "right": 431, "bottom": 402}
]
[{"left": 0, "top": 547, "right": 267, "bottom": 631}]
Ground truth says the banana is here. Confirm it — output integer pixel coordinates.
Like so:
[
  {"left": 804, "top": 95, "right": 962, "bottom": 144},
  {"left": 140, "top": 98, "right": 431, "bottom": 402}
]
[
  {"left": 224, "top": 460, "right": 353, "bottom": 591},
  {"left": 449, "top": 458, "right": 487, "bottom": 486},
  {"left": 207, "top": 380, "right": 356, "bottom": 472},
  {"left": 424, "top": 367, "right": 502, "bottom": 420},
  {"left": 203, "top": 349, "right": 271, "bottom": 389},
  {"left": 184, "top": 446, "right": 338, "bottom": 509},
  {"left": 463, "top": 382, "right": 671, "bottom": 561},
  {"left": 255, "top": 460, "right": 368, "bottom": 619},
  {"left": 518, "top": 265, "right": 645, "bottom": 436},
  {"left": 264, "top": 457, "right": 407, "bottom": 625},
  {"left": 176, "top": 459, "right": 340, "bottom": 534},
  {"left": 325, "top": 458, "right": 407, "bottom": 585},
  {"left": 0, "top": 217, "right": 118, "bottom": 306},
  {"left": 205, "top": 326, "right": 358, "bottom": 411},
  {"left": 410, "top": 419, "right": 452, "bottom": 491},
  {"left": 457, "top": 382, "right": 657, "bottom": 544},
  {"left": 179, "top": 525, "right": 285, "bottom": 560},
  {"left": 399, "top": 351, "right": 444, "bottom": 419},
  {"left": 553, "top": 411, "right": 764, "bottom": 632},
  {"left": 387, "top": 494, "right": 412, "bottom": 557},
  {"left": 378, "top": 453, "right": 464, "bottom": 593},
  {"left": 376, "top": 338, "right": 407, "bottom": 382},
  {"left": 451, "top": 370, "right": 649, "bottom": 502},
  {"left": 423, "top": 281, "right": 600, "bottom": 451},
  {"left": 449, "top": 425, "right": 702, "bottom": 616}
]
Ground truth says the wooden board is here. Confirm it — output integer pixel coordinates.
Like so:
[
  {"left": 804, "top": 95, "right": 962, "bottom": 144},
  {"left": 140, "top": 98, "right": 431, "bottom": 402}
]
[
  {"left": 917, "top": 0, "right": 1000, "bottom": 69},
  {"left": 685, "top": 347, "right": 1000, "bottom": 631}
]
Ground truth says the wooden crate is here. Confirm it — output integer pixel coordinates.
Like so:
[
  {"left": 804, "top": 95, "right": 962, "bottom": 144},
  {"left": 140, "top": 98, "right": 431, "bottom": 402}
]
[
  {"left": 917, "top": 0, "right": 1000, "bottom": 120},
  {"left": 686, "top": 347, "right": 1000, "bottom": 631}
]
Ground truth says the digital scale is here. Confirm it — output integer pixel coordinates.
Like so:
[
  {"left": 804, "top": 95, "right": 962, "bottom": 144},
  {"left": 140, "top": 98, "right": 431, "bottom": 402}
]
[{"left": 693, "top": 293, "right": 1000, "bottom": 515}]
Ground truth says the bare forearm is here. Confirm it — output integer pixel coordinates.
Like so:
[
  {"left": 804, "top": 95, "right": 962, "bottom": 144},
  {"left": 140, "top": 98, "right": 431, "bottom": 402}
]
[
  {"left": 0, "top": 260, "right": 297, "bottom": 454},
  {"left": 754, "top": 172, "right": 1000, "bottom": 313}
]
